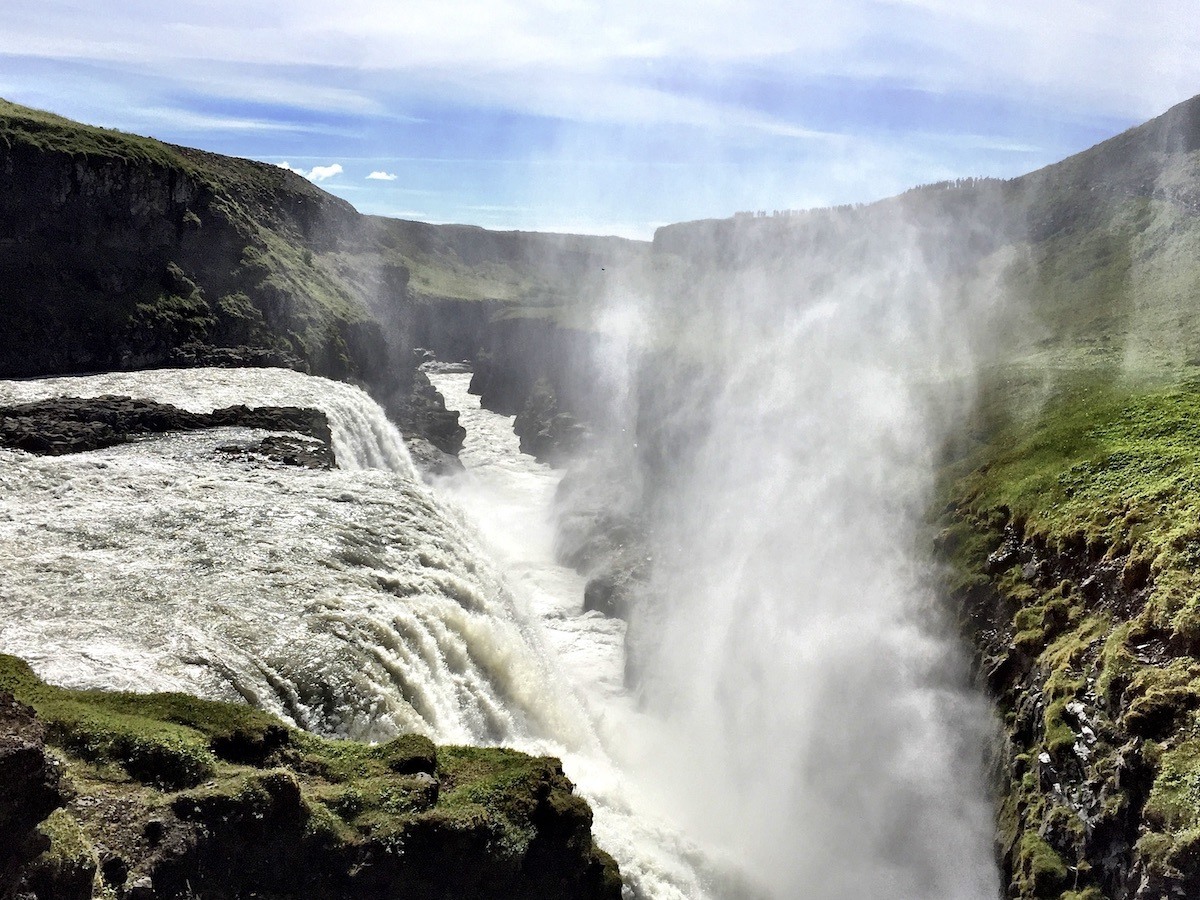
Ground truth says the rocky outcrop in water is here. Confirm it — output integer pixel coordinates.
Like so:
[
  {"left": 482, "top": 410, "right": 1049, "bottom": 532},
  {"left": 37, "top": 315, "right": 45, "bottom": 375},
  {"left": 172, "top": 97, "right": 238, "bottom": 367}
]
[
  {"left": 0, "top": 656, "right": 622, "bottom": 900},
  {"left": 554, "top": 461, "right": 652, "bottom": 626},
  {"left": 0, "top": 396, "right": 333, "bottom": 463},
  {"left": 513, "top": 379, "right": 588, "bottom": 464},
  {"left": 470, "top": 321, "right": 614, "bottom": 448},
  {"left": 164, "top": 342, "right": 307, "bottom": 371}
]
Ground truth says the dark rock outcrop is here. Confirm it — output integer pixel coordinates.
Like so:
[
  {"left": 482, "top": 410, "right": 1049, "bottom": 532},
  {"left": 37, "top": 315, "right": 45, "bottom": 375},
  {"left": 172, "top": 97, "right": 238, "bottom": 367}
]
[
  {"left": 0, "top": 693, "right": 66, "bottom": 900},
  {"left": 554, "top": 461, "right": 651, "bottom": 626},
  {"left": 387, "top": 368, "right": 466, "bottom": 456},
  {"left": 165, "top": 342, "right": 307, "bottom": 372},
  {"left": 514, "top": 379, "right": 588, "bottom": 464},
  {"left": 0, "top": 395, "right": 333, "bottom": 462}
]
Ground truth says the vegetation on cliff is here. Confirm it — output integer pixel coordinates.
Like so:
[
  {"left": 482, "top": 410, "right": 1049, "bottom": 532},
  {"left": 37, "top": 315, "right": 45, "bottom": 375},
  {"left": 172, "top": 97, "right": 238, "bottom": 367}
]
[
  {"left": 0, "top": 98, "right": 374, "bottom": 377},
  {"left": 914, "top": 94, "right": 1200, "bottom": 900},
  {"left": 935, "top": 369, "right": 1200, "bottom": 898},
  {"left": 0, "top": 96, "right": 653, "bottom": 457},
  {"left": 0, "top": 654, "right": 620, "bottom": 900}
]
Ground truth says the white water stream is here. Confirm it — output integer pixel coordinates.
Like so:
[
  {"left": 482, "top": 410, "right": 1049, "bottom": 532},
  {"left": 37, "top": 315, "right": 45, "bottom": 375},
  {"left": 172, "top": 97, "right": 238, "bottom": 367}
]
[
  {"left": 0, "top": 367, "right": 737, "bottom": 899},
  {"left": 429, "top": 372, "right": 752, "bottom": 899}
]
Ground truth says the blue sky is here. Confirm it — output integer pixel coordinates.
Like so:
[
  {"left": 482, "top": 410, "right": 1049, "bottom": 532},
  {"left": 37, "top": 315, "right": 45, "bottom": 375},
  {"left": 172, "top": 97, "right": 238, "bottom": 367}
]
[{"left": 3, "top": 1, "right": 1199, "bottom": 238}]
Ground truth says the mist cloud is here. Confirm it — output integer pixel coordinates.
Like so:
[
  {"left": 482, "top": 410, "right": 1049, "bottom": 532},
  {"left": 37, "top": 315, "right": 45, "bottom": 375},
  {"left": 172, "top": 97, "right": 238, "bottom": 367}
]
[
  {"left": 592, "top": 199, "right": 1012, "bottom": 897},
  {"left": 366, "top": 170, "right": 398, "bottom": 180},
  {"left": 277, "top": 161, "right": 344, "bottom": 182}
]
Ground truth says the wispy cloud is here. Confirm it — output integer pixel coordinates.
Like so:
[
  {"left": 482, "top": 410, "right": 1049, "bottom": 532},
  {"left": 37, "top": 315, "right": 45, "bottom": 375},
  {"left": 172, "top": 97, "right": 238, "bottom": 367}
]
[
  {"left": 1, "top": 0, "right": 1194, "bottom": 237},
  {"left": 124, "top": 106, "right": 316, "bottom": 134},
  {"left": 5, "top": 0, "right": 1198, "bottom": 130},
  {"left": 277, "top": 161, "right": 344, "bottom": 181}
]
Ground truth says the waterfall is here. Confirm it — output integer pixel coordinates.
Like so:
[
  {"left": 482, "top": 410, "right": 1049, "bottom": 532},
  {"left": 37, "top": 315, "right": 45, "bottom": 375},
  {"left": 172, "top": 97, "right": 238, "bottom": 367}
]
[
  {"left": 0, "top": 358, "right": 998, "bottom": 898},
  {"left": 0, "top": 365, "right": 734, "bottom": 898},
  {"left": 0, "top": 367, "right": 590, "bottom": 747},
  {"left": 429, "top": 371, "right": 750, "bottom": 900},
  {"left": 0, "top": 367, "right": 416, "bottom": 474}
]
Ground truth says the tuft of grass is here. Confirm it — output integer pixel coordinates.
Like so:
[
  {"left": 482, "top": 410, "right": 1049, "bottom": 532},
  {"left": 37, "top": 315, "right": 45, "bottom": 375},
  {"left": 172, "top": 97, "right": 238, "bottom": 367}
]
[{"left": 1013, "top": 831, "right": 1070, "bottom": 898}]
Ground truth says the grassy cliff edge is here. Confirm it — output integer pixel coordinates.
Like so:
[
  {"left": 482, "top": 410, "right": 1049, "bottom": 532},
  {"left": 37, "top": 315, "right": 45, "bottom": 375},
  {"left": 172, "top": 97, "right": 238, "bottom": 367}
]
[
  {"left": 937, "top": 371, "right": 1200, "bottom": 898},
  {"left": 0, "top": 655, "right": 620, "bottom": 900}
]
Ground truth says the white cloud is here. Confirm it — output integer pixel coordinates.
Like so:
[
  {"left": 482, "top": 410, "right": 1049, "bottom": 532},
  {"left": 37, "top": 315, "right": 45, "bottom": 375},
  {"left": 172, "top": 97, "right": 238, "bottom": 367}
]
[
  {"left": 277, "top": 161, "right": 344, "bottom": 182},
  {"left": 6, "top": 0, "right": 1200, "bottom": 133},
  {"left": 308, "top": 163, "right": 344, "bottom": 181},
  {"left": 366, "top": 170, "right": 398, "bottom": 180}
]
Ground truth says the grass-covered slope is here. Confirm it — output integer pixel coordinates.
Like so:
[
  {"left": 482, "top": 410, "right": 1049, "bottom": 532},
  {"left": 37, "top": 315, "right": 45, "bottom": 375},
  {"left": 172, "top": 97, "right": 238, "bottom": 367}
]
[
  {"left": 649, "top": 94, "right": 1200, "bottom": 375},
  {"left": 0, "top": 654, "right": 620, "bottom": 900},
  {"left": 919, "top": 96, "right": 1200, "bottom": 900},
  {"left": 935, "top": 372, "right": 1200, "bottom": 898},
  {"left": 0, "top": 97, "right": 380, "bottom": 380}
]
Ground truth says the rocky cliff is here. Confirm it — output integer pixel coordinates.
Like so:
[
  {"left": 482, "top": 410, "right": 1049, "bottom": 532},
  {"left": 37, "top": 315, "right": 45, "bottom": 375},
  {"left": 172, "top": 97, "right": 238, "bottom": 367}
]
[
  {"left": 0, "top": 98, "right": 648, "bottom": 463},
  {"left": 936, "top": 376, "right": 1200, "bottom": 899},
  {"left": 0, "top": 656, "right": 620, "bottom": 900}
]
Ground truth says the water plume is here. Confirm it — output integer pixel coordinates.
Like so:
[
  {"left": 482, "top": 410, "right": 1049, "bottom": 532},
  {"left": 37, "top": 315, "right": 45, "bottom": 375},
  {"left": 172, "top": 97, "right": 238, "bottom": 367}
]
[{"left": 598, "top": 204, "right": 1008, "bottom": 898}]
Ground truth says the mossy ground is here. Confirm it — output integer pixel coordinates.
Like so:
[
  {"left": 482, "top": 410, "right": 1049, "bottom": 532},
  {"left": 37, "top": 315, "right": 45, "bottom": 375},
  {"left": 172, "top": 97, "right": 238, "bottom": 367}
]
[
  {"left": 0, "top": 98, "right": 193, "bottom": 170},
  {"left": 0, "top": 654, "right": 618, "bottom": 897},
  {"left": 938, "top": 369, "right": 1200, "bottom": 897}
]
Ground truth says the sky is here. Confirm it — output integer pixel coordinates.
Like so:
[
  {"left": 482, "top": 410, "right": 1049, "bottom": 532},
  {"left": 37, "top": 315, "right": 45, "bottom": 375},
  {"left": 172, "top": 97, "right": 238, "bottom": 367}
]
[{"left": 3, "top": 1, "right": 1199, "bottom": 238}]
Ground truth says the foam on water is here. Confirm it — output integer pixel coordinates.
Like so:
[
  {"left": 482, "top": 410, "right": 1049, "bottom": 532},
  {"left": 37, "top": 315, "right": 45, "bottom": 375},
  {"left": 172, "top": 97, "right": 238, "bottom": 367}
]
[
  {"left": 0, "top": 368, "right": 586, "bottom": 745},
  {"left": 0, "top": 366, "right": 733, "bottom": 899}
]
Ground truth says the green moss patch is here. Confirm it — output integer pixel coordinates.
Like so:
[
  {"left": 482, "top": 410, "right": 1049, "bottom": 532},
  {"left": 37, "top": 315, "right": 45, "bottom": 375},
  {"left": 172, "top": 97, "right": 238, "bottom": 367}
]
[
  {"left": 0, "top": 653, "right": 619, "bottom": 897},
  {"left": 939, "top": 371, "right": 1200, "bottom": 897}
]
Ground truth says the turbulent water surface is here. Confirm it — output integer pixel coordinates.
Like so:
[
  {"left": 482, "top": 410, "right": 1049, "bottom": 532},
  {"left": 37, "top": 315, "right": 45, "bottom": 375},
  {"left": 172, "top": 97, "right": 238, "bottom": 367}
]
[
  {"left": 0, "top": 366, "right": 731, "bottom": 900},
  {"left": 0, "top": 362, "right": 998, "bottom": 899},
  {"left": 429, "top": 372, "right": 753, "bottom": 899}
]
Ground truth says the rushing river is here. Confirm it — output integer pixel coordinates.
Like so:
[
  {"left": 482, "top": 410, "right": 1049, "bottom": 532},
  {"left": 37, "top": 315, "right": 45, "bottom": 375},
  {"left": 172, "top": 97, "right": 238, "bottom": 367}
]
[{"left": 0, "top": 366, "right": 739, "bottom": 900}]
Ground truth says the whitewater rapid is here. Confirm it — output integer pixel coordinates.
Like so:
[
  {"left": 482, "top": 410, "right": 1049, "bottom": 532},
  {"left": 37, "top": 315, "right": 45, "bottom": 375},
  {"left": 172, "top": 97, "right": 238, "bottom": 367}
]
[
  {"left": 0, "top": 367, "right": 735, "bottom": 900},
  {"left": 429, "top": 372, "right": 755, "bottom": 900},
  {"left": 0, "top": 368, "right": 587, "bottom": 745}
]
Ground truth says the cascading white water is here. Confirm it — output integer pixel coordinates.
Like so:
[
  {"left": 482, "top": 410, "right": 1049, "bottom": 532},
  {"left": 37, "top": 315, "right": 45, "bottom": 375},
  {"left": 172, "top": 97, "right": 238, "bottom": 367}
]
[
  {"left": 0, "top": 366, "right": 739, "bottom": 899},
  {"left": 0, "top": 368, "right": 591, "bottom": 746},
  {"left": 0, "top": 368, "right": 414, "bottom": 473},
  {"left": 429, "top": 372, "right": 758, "bottom": 900}
]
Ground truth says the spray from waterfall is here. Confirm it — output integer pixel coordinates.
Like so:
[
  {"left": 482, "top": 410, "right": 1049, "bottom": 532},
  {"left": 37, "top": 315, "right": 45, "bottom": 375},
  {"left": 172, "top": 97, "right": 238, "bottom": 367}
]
[{"left": 581, "top": 198, "right": 1017, "bottom": 898}]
